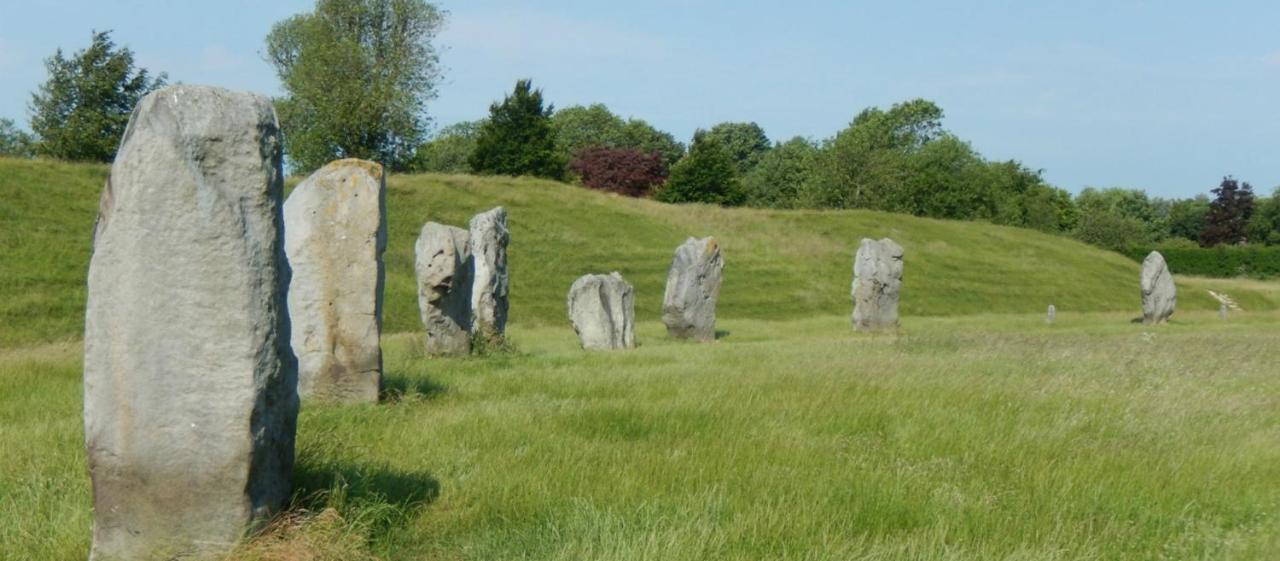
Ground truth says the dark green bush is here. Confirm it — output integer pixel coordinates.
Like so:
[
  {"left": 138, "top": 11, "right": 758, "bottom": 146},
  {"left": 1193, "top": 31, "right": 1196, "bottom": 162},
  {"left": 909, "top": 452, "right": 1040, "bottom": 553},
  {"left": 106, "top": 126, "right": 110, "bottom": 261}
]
[{"left": 1124, "top": 246, "right": 1280, "bottom": 278}]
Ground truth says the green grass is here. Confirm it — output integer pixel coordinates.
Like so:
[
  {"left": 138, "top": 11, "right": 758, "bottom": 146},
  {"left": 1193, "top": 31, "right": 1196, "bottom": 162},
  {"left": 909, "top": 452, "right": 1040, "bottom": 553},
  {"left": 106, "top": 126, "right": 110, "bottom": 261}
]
[
  {"left": 4, "top": 312, "right": 1280, "bottom": 560},
  {"left": 3, "top": 157, "right": 1276, "bottom": 347},
  {"left": 5, "top": 158, "right": 1280, "bottom": 559}
]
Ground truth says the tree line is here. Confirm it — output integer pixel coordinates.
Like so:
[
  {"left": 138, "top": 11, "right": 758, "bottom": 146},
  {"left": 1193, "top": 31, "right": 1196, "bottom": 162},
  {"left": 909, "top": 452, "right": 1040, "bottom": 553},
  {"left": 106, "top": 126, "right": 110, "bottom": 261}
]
[{"left": 1, "top": 0, "right": 1274, "bottom": 253}]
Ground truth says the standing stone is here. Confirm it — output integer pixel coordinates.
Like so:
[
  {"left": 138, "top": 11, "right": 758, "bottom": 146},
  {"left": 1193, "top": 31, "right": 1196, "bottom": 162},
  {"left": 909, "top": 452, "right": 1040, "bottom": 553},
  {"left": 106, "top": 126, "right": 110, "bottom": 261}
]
[
  {"left": 661, "top": 237, "right": 724, "bottom": 341},
  {"left": 284, "top": 159, "right": 386, "bottom": 403},
  {"left": 1046, "top": 304, "right": 1056, "bottom": 325},
  {"left": 851, "top": 238, "right": 904, "bottom": 331},
  {"left": 1140, "top": 250, "right": 1176, "bottom": 324},
  {"left": 469, "top": 207, "right": 509, "bottom": 343},
  {"left": 567, "top": 272, "right": 636, "bottom": 350},
  {"left": 83, "top": 85, "right": 297, "bottom": 560},
  {"left": 1219, "top": 303, "right": 1228, "bottom": 321},
  {"left": 415, "top": 222, "right": 472, "bottom": 355}
]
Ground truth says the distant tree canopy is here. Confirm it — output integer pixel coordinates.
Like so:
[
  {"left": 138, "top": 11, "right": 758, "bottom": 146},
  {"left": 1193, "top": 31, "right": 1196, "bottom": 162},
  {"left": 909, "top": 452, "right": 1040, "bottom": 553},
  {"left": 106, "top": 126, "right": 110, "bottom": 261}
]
[
  {"left": 1200, "top": 177, "right": 1254, "bottom": 247},
  {"left": 655, "top": 131, "right": 743, "bottom": 206},
  {"left": 28, "top": 30, "right": 165, "bottom": 162},
  {"left": 702, "top": 121, "right": 770, "bottom": 175},
  {"left": 0, "top": 119, "right": 34, "bottom": 158},
  {"left": 551, "top": 104, "right": 684, "bottom": 170},
  {"left": 742, "top": 137, "right": 820, "bottom": 209},
  {"left": 469, "top": 80, "right": 563, "bottom": 179},
  {"left": 410, "top": 120, "right": 483, "bottom": 173},
  {"left": 266, "top": 0, "right": 444, "bottom": 173}
]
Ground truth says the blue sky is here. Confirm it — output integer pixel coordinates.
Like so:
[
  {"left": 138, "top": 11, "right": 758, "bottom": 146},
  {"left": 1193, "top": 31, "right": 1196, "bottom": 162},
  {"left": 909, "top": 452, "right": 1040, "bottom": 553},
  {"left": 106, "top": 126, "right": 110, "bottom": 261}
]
[{"left": 0, "top": 0, "right": 1276, "bottom": 197}]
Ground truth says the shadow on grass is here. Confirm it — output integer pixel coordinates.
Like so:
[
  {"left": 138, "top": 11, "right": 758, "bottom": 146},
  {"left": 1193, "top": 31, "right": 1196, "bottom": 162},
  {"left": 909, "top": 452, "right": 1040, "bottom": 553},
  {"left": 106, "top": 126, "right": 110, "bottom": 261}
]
[
  {"left": 293, "top": 458, "right": 441, "bottom": 510},
  {"left": 715, "top": 329, "right": 731, "bottom": 340},
  {"left": 380, "top": 373, "right": 447, "bottom": 403}
]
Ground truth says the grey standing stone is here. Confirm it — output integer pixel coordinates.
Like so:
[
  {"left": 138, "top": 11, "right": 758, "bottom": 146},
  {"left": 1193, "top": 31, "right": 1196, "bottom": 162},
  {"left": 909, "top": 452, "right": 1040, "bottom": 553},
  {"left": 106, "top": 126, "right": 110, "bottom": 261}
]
[
  {"left": 284, "top": 159, "right": 386, "bottom": 404},
  {"left": 1046, "top": 304, "right": 1056, "bottom": 325},
  {"left": 568, "top": 272, "right": 636, "bottom": 350},
  {"left": 1219, "top": 303, "right": 1228, "bottom": 321},
  {"left": 83, "top": 85, "right": 297, "bottom": 561},
  {"left": 415, "top": 222, "right": 473, "bottom": 355},
  {"left": 1140, "top": 250, "right": 1176, "bottom": 324},
  {"left": 851, "top": 238, "right": 904, "bottom": 331},
  {"left": 469, "top": 207, "right": 509, "bottom": 343},
  {"left": 661, "top": 237, "right": 724, "bottom": 341}
]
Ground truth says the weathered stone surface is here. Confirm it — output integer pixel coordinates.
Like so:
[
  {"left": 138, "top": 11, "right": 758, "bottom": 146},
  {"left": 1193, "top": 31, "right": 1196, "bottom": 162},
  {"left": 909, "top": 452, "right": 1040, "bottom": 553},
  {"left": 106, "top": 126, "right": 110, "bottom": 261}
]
[
  {"left": 284, "top": 159, "right": 386, "bottom": 403},
  {"left": 83, "top": 85, "right": 297, "bottom": 560},
  {"left": 1140, "top": 250, "right": 1176, "bottom": 324},
  {"left": 1046, "top": 304, "right": 1056, "bottom": 325},
  {"left": 661, "top": 236, "right": 724, "bottom": 341},
  {"left": 568, "top": 272, "right": 636, "bottom": 350},
  {"left": 469, "top": 207, "right": 509, "bottom": 342},
  {"left": 851, "top": 238, "right": 904, "bottom": 331},
  {"left": 415, "top": 222, "right": 472, "bottom": 355}
]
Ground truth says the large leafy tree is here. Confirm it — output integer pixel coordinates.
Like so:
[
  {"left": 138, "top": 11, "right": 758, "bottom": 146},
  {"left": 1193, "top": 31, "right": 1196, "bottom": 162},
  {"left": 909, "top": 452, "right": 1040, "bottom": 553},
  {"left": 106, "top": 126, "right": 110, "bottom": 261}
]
[
  {"left": 655, "top": 131, "right": 743, "bottom": 206},
  {"left": 28, "top": 30, "right": 165, "bottom": 162},
  {"left": 551, "top": 103, "right": 683, "bottom": 170},
  {"left": 1200, "top": 177, "right": 1255, "bottom": 246},
  {"left": 469, "top": 80, "right": 563, "bottom": 179},
  {"left": 266, "top": 0, "right": 444, "bottom": 172},
  {"left": 809, "top": 99, "right": 945, "bottom": 209},
  {"left": 741, "top": 136, "right": 819, "bottom": 208},
  {"left": 702, "top": 121, "right": 770, "bottom": 175}
]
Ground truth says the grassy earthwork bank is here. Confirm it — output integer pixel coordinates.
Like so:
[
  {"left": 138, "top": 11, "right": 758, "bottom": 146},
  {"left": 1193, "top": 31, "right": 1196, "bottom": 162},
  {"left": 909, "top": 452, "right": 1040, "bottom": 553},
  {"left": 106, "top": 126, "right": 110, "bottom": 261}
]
[
  {"left": 3, "top": 157, "right": 1280, "bottom": 559},
  {"left": 3, "top": 156, "right": 1278, "bottom": 348}
]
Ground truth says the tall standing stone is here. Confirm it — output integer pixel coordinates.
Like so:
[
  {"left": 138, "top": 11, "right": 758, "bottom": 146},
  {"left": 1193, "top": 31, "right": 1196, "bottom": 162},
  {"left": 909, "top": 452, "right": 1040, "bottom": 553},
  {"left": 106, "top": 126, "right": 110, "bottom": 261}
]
[
  {"left": 415, "top": 222, "right": 472, "bottom": 355},
  {"left": 851, "top": 238, "right": 904, "bottom": 331},
  {"left": 1140, "top": 250, "right": 1176, "bottom": 324},
  {"left": 284, "top": 159, "right": 386, "bottom": 403},
  {"left": 1046, "top": 304, "right": 1057, "bottom": 325},
  {"left": 469, "top": 207, "right": 509, "bottom": 343},
  {"left": 568, "top": 272, "right": 636, "bottom": 350},
  {"left": 83, "top": 85, "right": 297, "bottom": 560},
  {"left": 661, "top": 237, "right": 724, "bottom": 341}
]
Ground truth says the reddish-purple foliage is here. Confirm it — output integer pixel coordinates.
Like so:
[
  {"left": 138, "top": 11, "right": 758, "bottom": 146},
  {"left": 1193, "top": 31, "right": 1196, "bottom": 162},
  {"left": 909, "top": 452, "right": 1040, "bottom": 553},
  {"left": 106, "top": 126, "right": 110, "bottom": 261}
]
[{"left": 568, "top": 146, "right": 667, "bottom": 197}]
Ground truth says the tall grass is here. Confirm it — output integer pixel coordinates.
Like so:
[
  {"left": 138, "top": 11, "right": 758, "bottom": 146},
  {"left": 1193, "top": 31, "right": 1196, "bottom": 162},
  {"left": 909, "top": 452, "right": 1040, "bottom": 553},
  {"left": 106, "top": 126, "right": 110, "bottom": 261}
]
[{"left": 4, "top": 311, "right": 1279, "bottom": 560}]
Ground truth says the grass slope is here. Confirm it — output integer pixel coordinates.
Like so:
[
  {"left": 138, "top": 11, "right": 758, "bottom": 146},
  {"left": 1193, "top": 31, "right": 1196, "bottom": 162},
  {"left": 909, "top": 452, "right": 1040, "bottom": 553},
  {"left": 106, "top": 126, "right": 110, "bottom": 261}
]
[
  {"left": 5, "top": 312, "right": 1280, "bottom": 559},
  {"left": 1, "top": 157, "right": 1274, "bottom": 347}
]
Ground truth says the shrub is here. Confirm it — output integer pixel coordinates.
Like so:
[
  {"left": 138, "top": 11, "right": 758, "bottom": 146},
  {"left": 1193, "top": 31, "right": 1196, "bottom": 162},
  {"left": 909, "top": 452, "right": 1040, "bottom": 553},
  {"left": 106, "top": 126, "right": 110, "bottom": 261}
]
[
  {"left": 654, "top": 131, "right": 743, "bottom": 206},
  {"left": 568, "top": 147, "right": 666, "bottom": 197},
  {"left": 1123, "top": 246, "right": 1280, "bottom": 278}
]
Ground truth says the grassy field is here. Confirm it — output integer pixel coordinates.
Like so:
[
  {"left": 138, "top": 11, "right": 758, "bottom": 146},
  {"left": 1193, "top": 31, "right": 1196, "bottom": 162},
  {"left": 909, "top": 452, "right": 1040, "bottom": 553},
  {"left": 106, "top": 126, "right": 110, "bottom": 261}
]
[
  {"left": 3, "top": 157, "right": 1277, "bottom": 347},
  {"left": 4, "top": 312, "right": 1280, "bottom": 560},
  {"left": 3, "top": 157, "right": 1280, "bottom": 559}
]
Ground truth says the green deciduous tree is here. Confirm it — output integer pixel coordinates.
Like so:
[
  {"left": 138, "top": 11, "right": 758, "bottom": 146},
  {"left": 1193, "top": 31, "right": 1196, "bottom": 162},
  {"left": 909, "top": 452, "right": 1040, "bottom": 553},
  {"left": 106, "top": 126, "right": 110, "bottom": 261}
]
[
  {"left": 469, "top": 79, "right": 563, "bottom": 179},
  {"left": 742, "top": 136, "right": 820, "bottom": 208},
  {"left": 808, "top": 99, "right": 946, "bottom": 209},
  {"left": 551, "top": 103, "right": 683, "bottom": 170},
  {"left": 1244, "top": 188, "right": 1280, "bottom": 245},
  {"left": 1166, "top": 196, "right": 1210, "bottom": 243},
  {"left": 702, "top": 121, "right": 770, "bottom": 175},
  {"left": 266, "top": 0, "right": 445, "bottom": 172},
  {"left": 28, "top": 30, "right": 165, "bottom": 162},
  {"left": 655, "top": 131, "right": 743, "bottom": 206},
  {"left": 0, "top": 119, "right": 34, "bottom": 158},
  {"left": 410, "top": 120, "right": 483, "bottom": 173}
]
